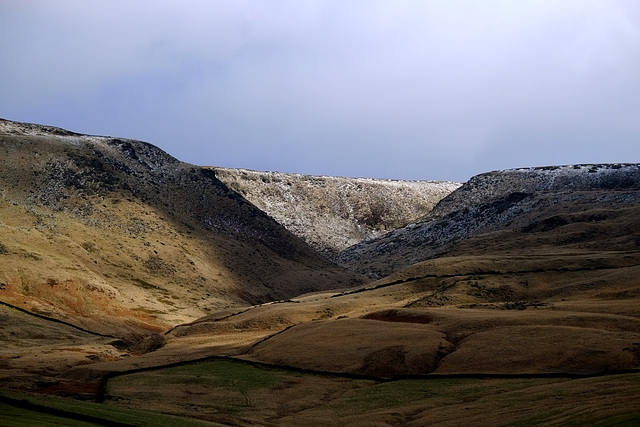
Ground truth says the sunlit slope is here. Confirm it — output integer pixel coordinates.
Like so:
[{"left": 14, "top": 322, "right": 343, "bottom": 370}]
[
  {"left": 2, "top": 118, "right": 639, "bottom": 403},
  {"left": 0, "top": 119, "right": 362, "bottom": 337},
  {"left": 170, "top": 248, "right": 640, "bottom": 377},
  {"left": 213, "top": 167, "right": 461, "bottom": 256},
  {"left": 166, "top": 165, "right": 640, "bottom": 377}
]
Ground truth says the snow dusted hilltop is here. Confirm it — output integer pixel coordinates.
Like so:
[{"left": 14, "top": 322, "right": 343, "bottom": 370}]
[
  {"left": 431, "top": 164, "right": 640, "bottom": 219},
  {"left": 336, "top": 164, "right": 640, "bottom": 278},
  {"left": 212, "top": 167, "right": 461, "bottom": 256}
]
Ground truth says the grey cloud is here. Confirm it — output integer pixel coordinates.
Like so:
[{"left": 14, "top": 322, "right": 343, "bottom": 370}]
[{"left": 1, "top": 0, "right": 639, "bottom": 181}]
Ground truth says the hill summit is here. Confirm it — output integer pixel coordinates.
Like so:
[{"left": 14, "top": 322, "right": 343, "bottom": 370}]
[{"left": 336, "top": 163, "right": 640, "bottom": 277}]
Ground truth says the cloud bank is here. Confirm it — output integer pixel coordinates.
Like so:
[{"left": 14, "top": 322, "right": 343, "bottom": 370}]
[{"left": 1, "top": 0, "right": 639, "bottom": 181}]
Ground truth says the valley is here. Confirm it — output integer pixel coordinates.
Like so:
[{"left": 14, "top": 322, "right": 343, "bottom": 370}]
[
  {"left": 1, "top": 119, "right": 639, "bottom": 426},
  {"left": 213, "top": 167, "right": 461, "bottom": 256}
]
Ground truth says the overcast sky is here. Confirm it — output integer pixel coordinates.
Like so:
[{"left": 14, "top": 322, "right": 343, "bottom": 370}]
[{"left": 1, "top": 1, "right": 639, "bottom": 181}]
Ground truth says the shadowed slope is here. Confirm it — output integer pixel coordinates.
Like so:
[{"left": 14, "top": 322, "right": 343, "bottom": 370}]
[
  {"left": 336, "top": 164, "right": 640, "bottom": 278},
  {"left": 167, "top": 165, "right": 640, "bottom": 378},
  {"left": 0, "top": 118, "right": 363, "bottom": 338},
  {"left": 2, "top": 120, "right": 639, "bottom": 426}
]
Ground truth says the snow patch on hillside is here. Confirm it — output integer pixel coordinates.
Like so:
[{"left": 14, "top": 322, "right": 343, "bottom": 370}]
[{"left": 213, "top": 167, "right": 461, "bottom": 256}]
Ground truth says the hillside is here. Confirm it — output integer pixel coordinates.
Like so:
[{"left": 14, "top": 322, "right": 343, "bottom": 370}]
[
  {"left": 212, "top": 167, "right": 460, "bottom": 256},
  {"left": 62, "top": 162, "right": 640, "bottom": 381},
  {"left": 2, "top": 119, "right": 639, "bottom": 426},
  {"left": 153, "top": 163, "right": 640, "bottom": 387},
  {"left": 0, "top": 118, "right": 362, "bottom": 338},
  {"left": 336, "top": 164, "right": 640, "bottom": 278}
]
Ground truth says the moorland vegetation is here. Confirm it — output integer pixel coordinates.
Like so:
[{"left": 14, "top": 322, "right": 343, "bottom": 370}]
[{"left": 1, "top": 119, "right": 639, "bottom": 426}]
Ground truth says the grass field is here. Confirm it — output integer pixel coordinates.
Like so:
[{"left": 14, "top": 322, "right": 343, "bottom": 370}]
[
  {"left": 0, "top": 391, "right": 225, "bottom": 427},
  {"left": 101, "top": 359, "right": 640, "bottom": 426},
  {"left": 0, "top": 401, "right": 103, "bottom": 427}
]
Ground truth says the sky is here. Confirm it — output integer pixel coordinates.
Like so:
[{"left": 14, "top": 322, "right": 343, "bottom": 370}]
[{"left": 1, "top": 1, "right": 640, "bottom": 182}]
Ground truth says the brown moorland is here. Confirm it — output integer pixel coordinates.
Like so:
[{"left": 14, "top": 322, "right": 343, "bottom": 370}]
[
  {"left": 1, "top": 119, "right": 639, "bottom": 425},
  {"left": 0, "top": 118, "right": 362, "bottom": 391}
]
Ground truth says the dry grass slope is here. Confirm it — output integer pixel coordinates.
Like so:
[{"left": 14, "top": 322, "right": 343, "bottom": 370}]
[
  {"left": 2, "top": 118, "right": 639, "bottom": 426},
  {"left": 0, "top": 119, "right": 362, "bottom": 334},
  {"left": 0, "top": 118, "right": 362, "bottom": 392}
]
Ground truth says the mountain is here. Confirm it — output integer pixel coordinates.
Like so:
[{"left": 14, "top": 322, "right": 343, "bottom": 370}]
[
  {"left": 213, "top": 167, "right": 461, "bottom": 256},
  {"left": 2, "top": 119, "right": 639, "bottom": 425},
  {"left": 0, "top": 119, "right": 362, "bottom": 338},
  {"left": 166, "top": 163, "right": 640, "bottom": 383},
  {"left": 106, "top": 162, "right": 640, "bottom": 380},
  {"left": 336, "top": 164, "right": 640, "bottom": 278}
]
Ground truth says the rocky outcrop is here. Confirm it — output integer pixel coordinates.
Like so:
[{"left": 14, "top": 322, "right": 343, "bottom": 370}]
[
  {"left": 212, "top": 167, "right": 461, "bottom": 256},
  {"left": 336, "top": 164, "right": 640, "bottom": 278}
]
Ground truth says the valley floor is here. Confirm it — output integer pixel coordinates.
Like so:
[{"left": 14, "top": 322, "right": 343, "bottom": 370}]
[
  {"left": 2, "top": 250, "right": 640, "bottom": 425},
  {"left": 2, "top": 362, "right": 640, "bottom": 426}
]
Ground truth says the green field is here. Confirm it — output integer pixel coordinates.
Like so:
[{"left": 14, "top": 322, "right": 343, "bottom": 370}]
[
  {"left": 102, "top": 360, "right": 640, "bottom": 426},
  {"left": 2, "top": 360, "right": 639, "bottom": 426},
  {"left": 0, "top": 401, "right": 103, "bottom": 427},
  {"left": 0, "top": 392, "right": 224, "bottom": 427}
]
